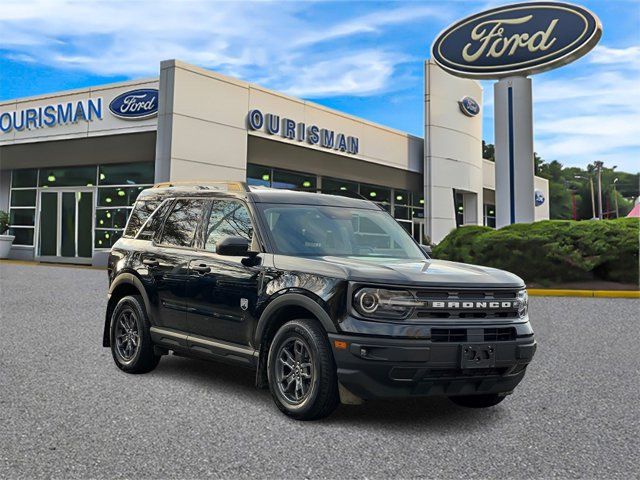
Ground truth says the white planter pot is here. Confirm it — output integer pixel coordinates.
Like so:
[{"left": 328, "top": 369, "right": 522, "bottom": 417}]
[{"left": 0, "top": 235, "right": 15, "bottom": 259}]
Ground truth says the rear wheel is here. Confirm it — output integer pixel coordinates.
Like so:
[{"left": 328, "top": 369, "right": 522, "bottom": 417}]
[
  {"left": 267, "top": 319, "right": 339, "bottom": 420},
  {"left": 110, "top": 295, "right": 160, "bottom": 374},
  {"left": 449, "top": 393, "right": 506, "bottom": 408}
]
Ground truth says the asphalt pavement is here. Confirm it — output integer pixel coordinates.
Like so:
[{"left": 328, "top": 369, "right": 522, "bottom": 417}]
[{"left": 1, "top": 262, "right": 639, "bottom": 479}]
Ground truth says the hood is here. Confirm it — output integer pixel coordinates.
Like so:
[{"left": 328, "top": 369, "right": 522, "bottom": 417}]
[{"left": 273, "top": 256, "right": 524, "bottom": 288}]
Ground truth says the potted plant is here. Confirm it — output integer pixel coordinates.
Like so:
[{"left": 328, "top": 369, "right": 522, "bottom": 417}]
[{"left": 0, "top": 211, "right": 15, "bottom": 259}]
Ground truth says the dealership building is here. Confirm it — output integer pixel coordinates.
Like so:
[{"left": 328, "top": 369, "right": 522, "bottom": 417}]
[{"left": 0, "top": 59, "right": 549, "bottom": 266}]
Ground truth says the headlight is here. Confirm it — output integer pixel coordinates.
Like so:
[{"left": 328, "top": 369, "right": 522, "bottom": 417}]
[
  {"left": 516, "top": 289, "right": 529, "bottom": 318},
  {"left": 353, "top": 288, "right": 422, "bottom": 319}
]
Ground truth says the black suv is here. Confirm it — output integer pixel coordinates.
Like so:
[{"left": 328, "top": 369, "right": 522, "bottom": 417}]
[{"left": 104, "top": 182, "right": 536, "bottom": 420}]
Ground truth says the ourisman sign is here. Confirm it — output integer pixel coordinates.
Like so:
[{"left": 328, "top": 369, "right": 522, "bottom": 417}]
[{"left": 431, "top": 2, "right": 602, "bottom": 78}]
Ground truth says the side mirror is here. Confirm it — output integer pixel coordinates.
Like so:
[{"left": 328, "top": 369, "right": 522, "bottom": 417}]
[
  {"left": 216, "top": 236, "right": 250, "bottom": 256},
  {"left": 420, "top": 244, "right": 432, "bottom": 257}
]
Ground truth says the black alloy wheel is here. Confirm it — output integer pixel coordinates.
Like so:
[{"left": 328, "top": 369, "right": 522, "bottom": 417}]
[
  {"left": 110, "top": 295, "right": 160, "bottom": 374},
  {"left": 267, "top": 319, "right": 339, "bottom": 420}
]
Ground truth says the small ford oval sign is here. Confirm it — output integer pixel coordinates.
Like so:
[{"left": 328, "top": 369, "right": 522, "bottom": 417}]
[
  {"left": 109, "top": 88, "right": 159, "bottom": 120},
  {"left": 459, "top": 96, "right": 480, "bottom": 117},
  {"left": 535, "top": 190, "right": 545, "bottom": 206},
  {"left": 431, "top": 2, "right": 602, "bottom": 79}
]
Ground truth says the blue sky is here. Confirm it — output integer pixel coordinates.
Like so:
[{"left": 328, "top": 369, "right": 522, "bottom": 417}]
[{"left": 1, "top": 0, "right": 638, "bottom": 172}]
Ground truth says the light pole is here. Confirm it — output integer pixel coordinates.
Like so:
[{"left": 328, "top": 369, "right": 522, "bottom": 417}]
[
  {"left": 613, "top": 178, "right": 620, "bottom": 218},
  {"left": 575, "top": 175, "right": 597, "bottom": 219},
  {"left": 594, "top": 161, "right": 604, "bottom": 220}
]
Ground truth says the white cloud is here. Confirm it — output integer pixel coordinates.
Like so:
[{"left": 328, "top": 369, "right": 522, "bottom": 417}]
[
  {"left": 0, "top": 0, "right": 445, "bottom": 98},
  {"left": 589, "top": 45, "right": 640, "bottom": 66}
]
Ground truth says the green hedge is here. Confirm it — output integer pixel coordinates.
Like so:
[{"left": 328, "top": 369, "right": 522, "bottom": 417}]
[{"left": 432, "top": 218, "right": 640, "bottom": 285}]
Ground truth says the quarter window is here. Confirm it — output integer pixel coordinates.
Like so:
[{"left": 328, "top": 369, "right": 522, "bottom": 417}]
[
  {"left": 204, "top": 200, "right": 253, "bottom": 252},
  {"left": 160, "top": 199, "right": 208, "bottom": 248}
]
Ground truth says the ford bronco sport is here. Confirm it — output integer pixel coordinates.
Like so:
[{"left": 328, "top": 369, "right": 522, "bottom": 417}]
[{"left": 104, "top": 182, "right": 536, "bottom": 420}]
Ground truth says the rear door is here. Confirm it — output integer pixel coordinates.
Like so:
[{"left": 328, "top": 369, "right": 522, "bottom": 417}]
[
  {"left": 186, "top": 199, "right": 261, "bottom": 346},
  {"left": 143, "top": 197, "right": 209, "bottom": 334}
]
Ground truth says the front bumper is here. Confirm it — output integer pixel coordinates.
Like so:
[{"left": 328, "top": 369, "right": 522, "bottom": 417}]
[{"left": 328, "top": 332, "right": 536, "bottom": 400}]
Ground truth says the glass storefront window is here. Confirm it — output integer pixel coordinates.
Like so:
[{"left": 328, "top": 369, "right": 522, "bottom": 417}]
[
  {"left": 272, "top": 169, "right": 316, "bottom": 191},
  {"left": 39, "top": 166, "right": 96, "bottom": 187},
  {"left": 96, "top": 208, "right": 130, "bottom": 230},
  {"left": 394, "top": 190, "right": 409, "bottom": 206},
  {"left": 247, "top": 164, "right": 271, "bottom": 187},
  {"left": 322, "top": 178, "right": 359, "bottom": 195},
  {"left": 12, "top": 169, "right": 38, "bottom": 188},
  {"left": 98, "top": 186, "right": 147, "bottom": 207},
  {"left": 94, "top": 229, "right": 123, "bottom": 249},
  {"left": 360, "top": 184, "right": 390, "bottom": 204},
  {"left": 394, "top": 206, "right": 411, "bottom": 220},
  {"left": 98, "top": 162, "right": 154, "bottom": 185},
  {"left": 9, "top": 228, "right": 34, "bottom": 246},
  {"left": 10, "top": 189, "right": 37, "bottom": 207},
  {"left": 9, "top": 209, "right": 35, "bottom": 226}
]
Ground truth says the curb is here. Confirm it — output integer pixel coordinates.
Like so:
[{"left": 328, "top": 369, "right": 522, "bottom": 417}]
[{"left": 528, "top": 289, "right": 640, "bottom": 299}]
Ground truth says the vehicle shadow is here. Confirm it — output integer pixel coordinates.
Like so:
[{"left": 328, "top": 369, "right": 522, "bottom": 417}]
[{"left": 152, "top": 354, "right": 507, "bottom": 431}]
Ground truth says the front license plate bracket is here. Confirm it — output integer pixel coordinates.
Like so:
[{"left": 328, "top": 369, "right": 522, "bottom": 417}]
[{"left": 461, "top": 344, "right": 496, "bottom": 369}]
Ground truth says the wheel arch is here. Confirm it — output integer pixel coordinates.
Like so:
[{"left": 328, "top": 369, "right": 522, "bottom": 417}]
[
  {"left": 254, "top": 292, "right": 337, "bottom": 389},
  {"left": 103, "top": 273, "right": 151, "bottom": 347}
]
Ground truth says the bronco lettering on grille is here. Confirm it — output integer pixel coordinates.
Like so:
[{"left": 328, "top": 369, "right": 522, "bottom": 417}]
[{"left": 430, "top": 301, "right": 514, "bottom": 309}]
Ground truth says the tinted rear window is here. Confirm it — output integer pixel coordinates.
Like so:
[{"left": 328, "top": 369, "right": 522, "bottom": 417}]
[
  {"left": 159, "top": 198, "right": 209, "bottom": 247},
  {"left": 124, "top": 199, "right": 161, "bottom": 238}
]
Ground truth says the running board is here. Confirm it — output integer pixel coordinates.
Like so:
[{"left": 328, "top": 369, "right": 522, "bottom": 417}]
[{"left": 150, "top": 327, "right": 258, "bottom": 367}]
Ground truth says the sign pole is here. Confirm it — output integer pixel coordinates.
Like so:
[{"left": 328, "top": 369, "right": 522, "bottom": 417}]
[{"left": 494, "top": 76, "right": 535, "bottom": 227}]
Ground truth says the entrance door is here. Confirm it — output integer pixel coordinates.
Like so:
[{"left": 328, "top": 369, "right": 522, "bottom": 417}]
[{"left": 38, "top": 189, "right": 94, "bottom": 264}]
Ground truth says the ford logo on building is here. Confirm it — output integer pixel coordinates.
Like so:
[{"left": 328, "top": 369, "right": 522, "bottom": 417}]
[
  {"left": 109, "top": 88, "right": 159, "bottom": 120},
  {"left": 458, "top": 96, "right": 480, "bottom": 117},
  {"left": 535, "top": 190, "right": 545, "bottom": 207},
  {"left": 431, "top": 2, "right": 602, "bottom": 79}
]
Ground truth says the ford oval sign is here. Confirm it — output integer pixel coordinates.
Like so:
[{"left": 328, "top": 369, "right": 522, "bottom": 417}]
[
  {"left": 431, "top": 2, "right": 602, "bottom": 79},
  {"left": 458, "top": 96, "right": 480, "bottom": 117},
  {"left": 109, "top": 89, "right": 159, "bottom": 120},
  {"left": 535, "top": 190, "right": 545, "bottom": 206}
]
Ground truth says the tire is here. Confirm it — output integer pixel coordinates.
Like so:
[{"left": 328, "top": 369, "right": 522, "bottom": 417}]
[
  {"left": 449, "top": 393, "right": 506, "bottom": 409},
  {"left": 110, "top": 295, "right": 160, "bottom": 374},
  {"left": 267, "top": 319, "right": 339, "bottom": 420}
]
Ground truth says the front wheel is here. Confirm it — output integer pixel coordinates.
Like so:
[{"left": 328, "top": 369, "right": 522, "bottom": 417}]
[
  {"left": 449, "top": 393, "right": 507, "bottom": 408},
  {"left": 110, "top": 295, "right": 160, "bottom": 374},
  {"left": 267, "top": 319, "right": 339, "bottom": 420}
]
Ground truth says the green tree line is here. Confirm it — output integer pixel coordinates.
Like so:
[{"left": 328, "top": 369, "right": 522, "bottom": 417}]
[{"left": 482, "top": 141, "right": 639, "bottom": 220}]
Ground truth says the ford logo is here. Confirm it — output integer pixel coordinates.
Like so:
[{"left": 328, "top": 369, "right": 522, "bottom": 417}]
[
  {"left": 431, "top": 2, "right": 602, "bottom": 79},
  {"left": 458, "top": 96, "right": 480, "bottom": 117},
  {"left": 535, "top": 190, "right": 545, "bottom": 207},
  {"left": 109, "top": 88, "right": 159, "bottom": 120}
]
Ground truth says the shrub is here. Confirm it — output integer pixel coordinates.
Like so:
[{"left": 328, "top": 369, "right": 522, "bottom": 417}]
[{"left": 433, "top": 218, "right": 639, "bottom": 285}]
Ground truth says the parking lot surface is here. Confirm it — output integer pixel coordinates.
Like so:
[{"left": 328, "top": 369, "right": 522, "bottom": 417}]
[{"left": 1, "top": 262, "right": 639, "bottom": 479}]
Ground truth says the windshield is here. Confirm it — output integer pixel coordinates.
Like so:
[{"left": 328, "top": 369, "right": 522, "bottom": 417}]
[{"left": 257, "top": 203, "right": 426, "bottom": 260}]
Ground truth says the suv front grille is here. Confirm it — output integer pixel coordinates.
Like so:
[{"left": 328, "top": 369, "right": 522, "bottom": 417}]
[{"left": 412, "top": 288, "right": 519, "bottom": 320}]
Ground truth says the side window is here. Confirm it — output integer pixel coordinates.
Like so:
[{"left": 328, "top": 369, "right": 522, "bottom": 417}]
[
  {"left": 124, "top": 199, "right": 161, "bottom": 238},
  {"left": 160, "top": 198, "right": 208, "bottom": 247},
  {"left": 138, "top": 200, "right": 172, "bottom": 241},
  {"left": 204, "top": 200, "right": 253, "bottom": 252}
]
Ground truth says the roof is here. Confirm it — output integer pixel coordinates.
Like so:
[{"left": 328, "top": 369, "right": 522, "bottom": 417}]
[
  {"left": 248, "top": 188, "right": 379, "bottom": 209},
  {"left": 137, "top": 182, "right": 379, "bottom": 210}
]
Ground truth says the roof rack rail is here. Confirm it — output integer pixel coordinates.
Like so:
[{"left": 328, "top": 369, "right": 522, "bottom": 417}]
[{"left": 152, "top": 181, "right": 249, "bottom": 192}]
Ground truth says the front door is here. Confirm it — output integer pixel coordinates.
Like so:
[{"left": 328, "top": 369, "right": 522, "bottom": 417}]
[
  {"left": 186, "top": 199, "right": 261, "bottom": 346},
  {"left": 38, "top": 189, "right": 94, "bottom": 264}
]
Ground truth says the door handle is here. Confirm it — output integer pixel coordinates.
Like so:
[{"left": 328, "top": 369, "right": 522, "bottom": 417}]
[
  {"left": 143, "top": 258, "right": 159, "bottom": 267},
  {"left": 192, "top": 264, "right": 211, "bottom": 274}
]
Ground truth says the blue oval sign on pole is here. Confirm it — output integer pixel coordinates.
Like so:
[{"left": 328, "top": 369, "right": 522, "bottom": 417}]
[
  {"left": 431, "top": 2, "right": 602, "bottom": 79},
  {"left": 109, "top": 88, "right": 159, "bottom": 120},
  {"left": 458, "top": 96, "right": 480, "bottom": 117}
]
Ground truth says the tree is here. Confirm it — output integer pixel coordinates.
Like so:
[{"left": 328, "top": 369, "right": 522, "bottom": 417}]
[{"left": 482, "top": 142, "right": 639, "bottom": 220}]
